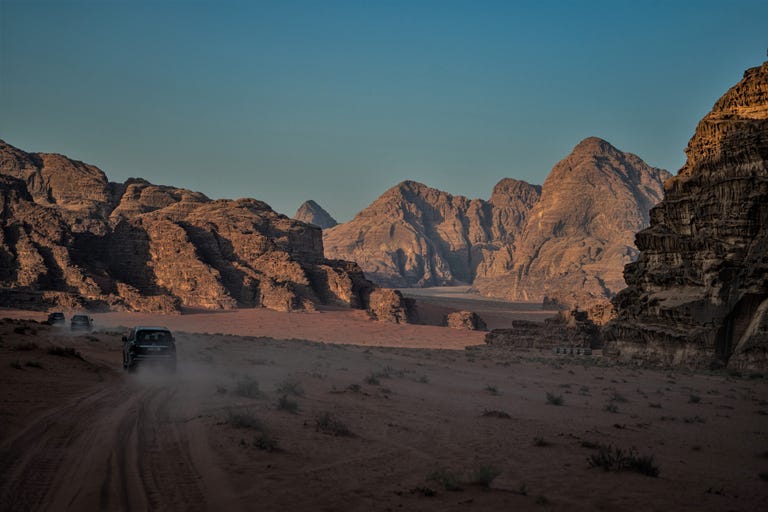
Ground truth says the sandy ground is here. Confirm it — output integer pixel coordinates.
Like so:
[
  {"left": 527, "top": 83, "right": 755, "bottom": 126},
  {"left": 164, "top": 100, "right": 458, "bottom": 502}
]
[{"left": 1, "top": 308, "right": 767, "bottom": 511}]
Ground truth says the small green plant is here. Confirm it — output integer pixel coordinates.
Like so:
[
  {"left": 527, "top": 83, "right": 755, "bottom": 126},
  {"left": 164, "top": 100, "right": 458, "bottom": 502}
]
[
  {"left": 275, "top": 378, "right": 304, "bottom": 397},
  {"left": 276, "top": 394, "right": 299, "bottom": 414},
  {"left": 47, "top": 346, "right": 83, "bottom": 359},
  {"left": 468, "top": 465, "right": 501, "bottom": 487},
  {"left": 485, "top": 384, "right": 499, "bottom": 395},
  {"left": 605, "top": 403, "right": 619, "bottom": 413},
  {"left": 546, "top": 392, "right": 564, "bottom": 406},
  {"left": 481, "top": 409, "right": 511, "bottom": 419},
  {"left": 315, "top": 412, "right": 354, "bottom": 437},
  {"left": 427, "top": 468, "right": 462, "bottom": 491},
  {"left": 234, "top": 376, "right": 262, "bottom": 398},
  {"left": 10, "top": 360, "right": 22, "bottom": 369},
  {"left": 226, "top": 409, "right": 264, "bottom": 430},
  {"left": 587, "top": 445, "right": 659, "bottom": 477},
  {"left": 688, "top": 394, "right": 701, "bottom": 404},
  {"left": 533, "top": 437, "right": 550, "bottom": 447}
]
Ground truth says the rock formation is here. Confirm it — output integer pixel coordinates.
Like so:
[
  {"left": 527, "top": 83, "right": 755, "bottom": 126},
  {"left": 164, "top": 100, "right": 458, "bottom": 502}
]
[
  {"left": 606, "top": 61, "right": 768, "bottom": 370},
  {"left": 0, "top": 140, "right": 404, "bottom": 317},
  {"left": 485, "top": 310, "right": 600, "bottom": 349},
  {"left": 445, "top": 310, "right": 486, "bottom": 330},
  {"left": 324, "top": 140, "right": 668, "bottom": 309},
  {"left": 294, "top": 200, "right": 338, "bottom": 229},
  {"left": 323, "top": 179, "right": 540, "bottom": 287},
  {"left": 474, "top": 138, "right": 670, "bottom": 307}
]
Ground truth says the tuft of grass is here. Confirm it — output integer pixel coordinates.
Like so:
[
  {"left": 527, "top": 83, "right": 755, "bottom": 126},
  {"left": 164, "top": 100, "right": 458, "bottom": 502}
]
[
  {"left": 610, "top": 392, "right": 628, "bottom": 403},
  {"left": 416, "top": 375, "right": 430, "bottom": 384},
  {"left": 216, "top": 385, "right": 228, "bottom": 394},
  {"left": 533, "top": 437, "right": 550, "bottom": 447},
  {"left": 226, "top": 409, "right": 264, "bottom": 430},
  {"left": 24, "top": 361, "right": 43, "bottom": 369},
  {"left": 364, "top": 373, "right": 380, "bottom": 385},
  {"left": 315, "top": 411, "right": 354, "bottom": 437},
  {"left": 233, "top": 376, "right": 262, "bottom": 398},
  {"left": 683, "top": 415, "right": 706, "bottom": 424},
  {"left": 427, "top": 468, "right": 462, "bottom": 492},
  {"left": 605, "top": 403, "right": 619, "bottom": 414},
  {"left": 648, "top": 402, "right": 662, "bottom": 409},
  {"left": 481, "top": 409, "right": 511, "bottom": 419},
  {"left": 347, "top": 383, "right": 361, "bottom": 393},
  {"left": 252, "top": 432, "right": 280, "bottom": 452},
  {"left": 47, "top": 346, "right": 83, "bottom": 359},
  {"left": 10, "top": 360, "right": 22, "bottom": 370},
  {"left": 546, "top": 392, "right": 564, "bottom": 406},
  {"left": 484, "top": 384, "right": 500, "bottom": 395},
  {"left": 276, "top": 394, "right": 299, "bottom": 414},
  {"left": 275, "top": 378, "right": 304, "bottom": 397},
  {"left": 587, "top": 445, "right": 659, "bottom": 477},
  {"left": 468, "top": 465, "right": 501, "bottom": 487},
  {"left": 688, "top": 394, "right": 701, "bottom": 404}
]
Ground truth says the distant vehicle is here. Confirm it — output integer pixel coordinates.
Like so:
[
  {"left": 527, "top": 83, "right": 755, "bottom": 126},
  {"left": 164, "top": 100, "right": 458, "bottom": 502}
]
[
  {"left": 70, "top": 314, "right": 93, "bottom": 332},
  {"left": 47, "top": 312, "right": 65, "bottom": 325},
  {"left": 122, "top": 326, "right": 177, "bottom": 372}
]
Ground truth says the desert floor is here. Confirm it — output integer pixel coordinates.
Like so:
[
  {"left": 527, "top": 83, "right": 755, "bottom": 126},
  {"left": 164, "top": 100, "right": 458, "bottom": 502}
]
[{"left": 1, "top": 305, "right": 767, "bottom": 511}]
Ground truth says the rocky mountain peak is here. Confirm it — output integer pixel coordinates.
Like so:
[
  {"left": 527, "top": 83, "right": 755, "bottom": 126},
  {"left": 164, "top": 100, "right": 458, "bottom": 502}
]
[{"left": 294, "top": 200, "right": 338, "bottom": 229}]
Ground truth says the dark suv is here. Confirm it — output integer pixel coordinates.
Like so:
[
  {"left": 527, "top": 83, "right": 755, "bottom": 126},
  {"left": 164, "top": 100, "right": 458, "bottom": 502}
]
[
  {"left": 47, "top": 312, "right": 65, "bottom": 325},
  {"left": 122, "top": 326, "right": 177, "bottom": 372},
  {"left": 70, "top": 314, "right": 92, "bottom": 331}
]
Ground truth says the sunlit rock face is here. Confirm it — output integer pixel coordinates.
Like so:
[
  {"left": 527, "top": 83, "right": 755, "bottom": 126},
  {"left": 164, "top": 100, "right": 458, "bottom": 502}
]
[
  {"left": 606, "top": 61, "right": 768, "bottom": 370},
  {"left": 324, "top": 139, "right": 668, "bottom": 313},
  {"left": 0, "top": 140, "right": 387, "bottom": 315}
]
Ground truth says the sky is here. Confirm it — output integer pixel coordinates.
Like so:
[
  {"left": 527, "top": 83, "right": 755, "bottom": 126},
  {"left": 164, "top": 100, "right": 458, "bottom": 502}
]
[{"left": 0, "top": 0, "right": 766, "bottom": 222}]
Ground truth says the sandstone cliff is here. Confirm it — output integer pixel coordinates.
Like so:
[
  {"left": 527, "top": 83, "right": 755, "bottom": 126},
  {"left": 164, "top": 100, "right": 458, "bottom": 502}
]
[
  {"left": 606, "top": 62, "right": 768, "bottom": 370},
  {"left": 474, "top": 138, "right": 670, "bottom": 307},
  {"left": 323, "top": 179, "right": 540, "bottom": 287},
  {"left": 294, "top": 200, "right": 338, "bottom": 229},
  {"left": 0, "top": 141, "right": 391, "bottom": 316}
]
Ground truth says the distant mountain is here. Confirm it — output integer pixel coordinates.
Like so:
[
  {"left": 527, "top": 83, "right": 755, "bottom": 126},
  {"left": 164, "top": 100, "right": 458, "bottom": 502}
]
[
  {"left": 0, "top": 139, "right": 410, "bottom": 318},
  {"left": 294, "top": 200, "right": 338, "bottom": 229},
  {"left": 607, "top": 61, "right": 768, "bottom": 370},
  {"left": 323, "top": 179, "right": 540, "bottom": 287},
  {"left": 323, "top": 137, "right": 670, "bottom": 308}
]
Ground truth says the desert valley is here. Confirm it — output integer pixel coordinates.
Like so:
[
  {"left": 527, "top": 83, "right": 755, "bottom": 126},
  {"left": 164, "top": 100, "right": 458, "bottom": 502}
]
[{"left": 0, "top": 12, "right": 767, "bottom": 510}]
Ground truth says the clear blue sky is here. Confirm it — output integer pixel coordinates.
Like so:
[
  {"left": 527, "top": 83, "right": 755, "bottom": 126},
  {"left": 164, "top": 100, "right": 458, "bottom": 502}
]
[{"left": 1, "top": 0, "right": 766, "bottom": 222}]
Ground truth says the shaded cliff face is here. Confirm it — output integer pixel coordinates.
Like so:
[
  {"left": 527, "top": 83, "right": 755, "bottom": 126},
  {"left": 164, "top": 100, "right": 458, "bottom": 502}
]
[
  {"left": 0, "top": 140, "right": 377, "bottom": 314},
  {"left": 294, "top": 200, "right": 338, "bottom": 229},
  {"left": 607, "top": 62, "right": 768, "bottom": 370},
  {"left": 323, "top": 179, "right": 540, "bottom": 287},
  {"left": 474, "top": 138, "right": 670, "bottom": 306}
]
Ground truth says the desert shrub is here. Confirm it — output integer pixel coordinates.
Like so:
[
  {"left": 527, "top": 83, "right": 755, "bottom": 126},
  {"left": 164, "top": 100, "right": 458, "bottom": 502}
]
[
  {"left": 364, "top": 373, "right": 380, "bottom": 385},
  {"left": 416, "top": 375, "right": 430, "bottom": 384},
  {"left": 315, "top": 412, "right": 354, "bottom": 437},
  {"left": 276, "top": 395, "right": 299, "bottom": 414},
  {"left": 226, "top": 409, "right": 264, "bottom": 430},
  {"left": 427, "top": 468, "right": 462, "bottom": 491},
  {"left": 481, "top": 409, "right": 511, "bottom": 419},
  {"left": 610, "top": 392, "right": 628, "bottom": 403},
  {"left": 216, "top": 385, "right": 228, "bottom": 394},
  {"left": 683, "top": 415, "right": 706, "bottom": 424},
  {"left": 10, "top": 360, "right": 22, "bottom": 369},
  {"left": 12, "top": 342, "right": 38, "bottom": 351},
  {"left": 759, "top": 472, "right": 768, "bottom": 481},
  {"left": 347, "top": 383, "right": 361, "bottom": 393},
  {"left": 648, "top": 402, "right": 662, "bottom": 409},
  {"left": 533, "top": 437, "right": 550, "bottom": 447},
  {"left": 13, "top": 326, "right": 28, "bottom": 335},
  {"left": 580, "top": 440, "right": 606, "bottom": 450},
  {"left": 605, "top": 404, "right": 619, "bottom": 413},
  {"left": 47, "top": 346, "right": 83, "bottom": 359},
  {"left": 688, "top": 394, "right": 701, "bottom": 403},
  {"left": 468, "top": 465, "right": 501, "bottom": 487},
  {"left": 587, "top": 445, "right": 659, "bottom": 477},
  {"left": 484, "top": 384, "right": 499, "bottom": 395},
  {"left": 25, "top": 361, "right": 42, "bottom": 369},
  {"left": 253, "top": 432, "right": 280, "bottom": 452},
  {"left": 546, "top": 392, "right": 564, "bottom": 406},
  {"left": 275, "top": 378, "right": 304, "bottom": 397},
  {"left": 234, "top": 376, "right": 262, "bottom": 398}
]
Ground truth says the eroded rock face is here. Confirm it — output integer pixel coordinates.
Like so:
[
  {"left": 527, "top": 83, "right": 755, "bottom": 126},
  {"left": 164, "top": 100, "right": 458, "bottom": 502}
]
[
  {"left": 445, "top": 310, "right": 486, "bottom": 330},
  {"left": 473, "top": 138, "right": 670, "bottom": 308},
  {"left": 606, "top": 62, "right": 768, "bottom": 370},
  {"left": 324, "top": 179, "right": 540, "bottom": 287},
  {"left": 294, "top": 200, "right": 338, "bottom": 229},
  {"left": 0, "top": 140, "right": 392, "bottom": 316}
]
